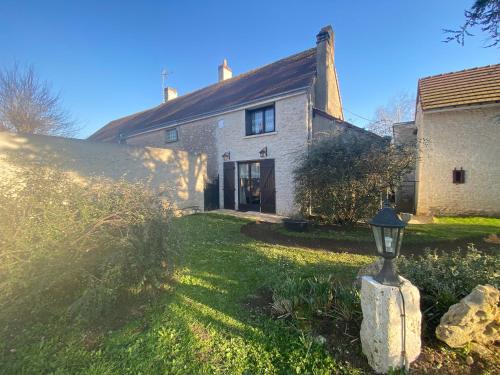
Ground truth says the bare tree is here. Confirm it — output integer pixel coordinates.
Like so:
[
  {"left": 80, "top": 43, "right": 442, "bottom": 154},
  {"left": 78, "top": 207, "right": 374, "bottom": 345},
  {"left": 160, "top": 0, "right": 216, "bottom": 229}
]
[
  {"left": 0, "top": 63, "right": 77, "bottom": 137},
  {"left": 444, "top": 0, "right": 500, "bottom": 47},
  {"left": 366, "top": 92, "right": 416, "bottom": 137}
]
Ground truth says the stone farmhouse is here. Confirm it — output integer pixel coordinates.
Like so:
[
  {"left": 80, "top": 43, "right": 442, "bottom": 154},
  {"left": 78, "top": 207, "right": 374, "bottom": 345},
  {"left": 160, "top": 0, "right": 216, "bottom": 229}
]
[
  {"left": 89, "top": 26, "right": 378, "bottom": 216},
  {"left": 394, "top": 64, "right": 500, "bottom": 217}
]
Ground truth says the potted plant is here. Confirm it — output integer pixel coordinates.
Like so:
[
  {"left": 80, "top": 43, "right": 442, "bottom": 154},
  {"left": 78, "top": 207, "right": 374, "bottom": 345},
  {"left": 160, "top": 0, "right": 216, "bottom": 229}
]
[{"left": 283, "top": 213, "right": 309, "bottom": 232}]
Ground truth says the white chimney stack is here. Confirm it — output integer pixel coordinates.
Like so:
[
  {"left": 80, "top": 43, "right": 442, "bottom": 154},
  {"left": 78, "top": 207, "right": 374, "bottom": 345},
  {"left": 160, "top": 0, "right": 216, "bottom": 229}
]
[
  {"left": 218, "top": 59, "right": 232, "bottom": 82},
  {"left": 163, "top": 87, "right": 178, "bottom": 103}
]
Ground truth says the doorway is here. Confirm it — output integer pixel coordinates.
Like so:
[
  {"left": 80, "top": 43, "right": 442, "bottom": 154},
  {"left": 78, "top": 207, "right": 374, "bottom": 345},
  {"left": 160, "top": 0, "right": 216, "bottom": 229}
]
[
  {"left": 237, "top": 159, "right": 276, "bottom": 213},
  {"left": 238, "top": 162, "right": 260, "bottom": 212}
]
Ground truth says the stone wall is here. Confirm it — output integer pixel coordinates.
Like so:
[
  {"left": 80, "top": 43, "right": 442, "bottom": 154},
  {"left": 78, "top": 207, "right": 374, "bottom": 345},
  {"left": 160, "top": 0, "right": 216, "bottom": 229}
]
[
  {"left": 393, "top": 122, "right": 417, "bottom": 213},
  {"left": 0, "top": 131, "right": 206, "bottom": 211},
  {"left": 215, "top": 93, "right": 310, "bottom": 216},
  {"left": 123, "top": 92, "right": 311, "bottom": 216},
  {"left": 126, "top": 118, "right": 218, "bottom": 181},
  {"left": 312, "top": 110, "right": 378, "bottom": 142},
  {"left": 416, "top": 104, "right": 500, "bottom": 216}
]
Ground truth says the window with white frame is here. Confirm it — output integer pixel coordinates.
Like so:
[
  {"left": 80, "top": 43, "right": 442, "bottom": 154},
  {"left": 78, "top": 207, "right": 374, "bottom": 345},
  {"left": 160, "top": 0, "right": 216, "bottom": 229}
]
[{"left": 166, "top": 128, "right": 178, "bottom": 143}]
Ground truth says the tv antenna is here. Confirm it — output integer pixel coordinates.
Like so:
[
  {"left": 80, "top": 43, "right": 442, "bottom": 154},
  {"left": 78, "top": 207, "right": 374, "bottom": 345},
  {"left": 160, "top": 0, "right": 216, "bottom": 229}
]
[
  {"left": 161, "top": 68, "right": 173, "bottom": 89},
  {"left": 161, "top": 68, "right": 174, "bottom": 102}
]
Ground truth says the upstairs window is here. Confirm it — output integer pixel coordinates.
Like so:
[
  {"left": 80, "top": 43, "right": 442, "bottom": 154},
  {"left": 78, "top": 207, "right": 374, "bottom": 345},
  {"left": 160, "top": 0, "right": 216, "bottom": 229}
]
[
  {"left": 452, "top": 168, "right": 465, "bottom": 184},
  {"left": 166, "top": 128, "right": 178, "bottom": 143},
  {"left": 246, "top": 106, "right": 275, "bottom": 136}
]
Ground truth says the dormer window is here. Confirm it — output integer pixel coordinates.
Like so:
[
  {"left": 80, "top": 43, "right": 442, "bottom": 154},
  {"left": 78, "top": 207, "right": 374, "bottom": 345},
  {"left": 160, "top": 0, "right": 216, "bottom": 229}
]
[
  {"left": 246, "top": 106, "right": 275, "bottom": 136},
  {"left": 166, "top": 128, "right": 178, "bottom": 143}
]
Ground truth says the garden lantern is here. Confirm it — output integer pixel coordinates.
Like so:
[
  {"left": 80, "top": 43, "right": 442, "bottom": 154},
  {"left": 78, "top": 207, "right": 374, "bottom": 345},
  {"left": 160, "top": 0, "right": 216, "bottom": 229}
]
[
  {"left": 369, "top": 202, "right": 407, "bottom": 286},
  {"left": 222, "top": 151, "right": 230, "bottom": 161},
  {"left": 259, "top": 146, "right": 268, "bottom": 158}
]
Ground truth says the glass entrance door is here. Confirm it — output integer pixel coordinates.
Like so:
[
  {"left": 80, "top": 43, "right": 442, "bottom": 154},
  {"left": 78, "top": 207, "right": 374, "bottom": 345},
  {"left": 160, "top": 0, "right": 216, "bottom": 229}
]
[{"left": 238, "top": 162, "right": 261, "bottom": 212}]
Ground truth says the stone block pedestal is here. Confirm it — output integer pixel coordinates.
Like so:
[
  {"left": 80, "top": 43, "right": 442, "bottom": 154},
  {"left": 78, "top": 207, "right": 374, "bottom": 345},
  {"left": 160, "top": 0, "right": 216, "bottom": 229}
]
[{"left": 360, "top": 276, "right": 421, "bottom": 373}]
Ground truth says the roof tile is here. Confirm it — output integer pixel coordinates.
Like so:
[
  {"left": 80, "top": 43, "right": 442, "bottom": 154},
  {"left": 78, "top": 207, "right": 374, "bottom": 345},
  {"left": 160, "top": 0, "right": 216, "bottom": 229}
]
[
  {"left": 89, "top": 48, "right": 317, "bottom": 142},
  {"left": 418, "top": 64, "right": 500, "bottom": 111}
]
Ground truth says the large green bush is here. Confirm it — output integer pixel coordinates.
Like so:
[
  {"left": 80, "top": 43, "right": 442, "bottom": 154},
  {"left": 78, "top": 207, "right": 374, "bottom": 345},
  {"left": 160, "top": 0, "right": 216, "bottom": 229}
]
[
  {"left": 0, "top": 167, "right": 175, "bottom": 325},
  {"left": 293, "top": 136, "right": 415, "bottom": 225},
  {"left": 398, "top": 245, "right": 499, "bottom": 332}
]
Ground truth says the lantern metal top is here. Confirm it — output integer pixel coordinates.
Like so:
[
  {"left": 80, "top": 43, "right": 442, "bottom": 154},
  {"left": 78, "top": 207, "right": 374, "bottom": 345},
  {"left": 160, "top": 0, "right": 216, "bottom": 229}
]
[{"left": 369, "top": 202, "right": 406, "bottom": 228}]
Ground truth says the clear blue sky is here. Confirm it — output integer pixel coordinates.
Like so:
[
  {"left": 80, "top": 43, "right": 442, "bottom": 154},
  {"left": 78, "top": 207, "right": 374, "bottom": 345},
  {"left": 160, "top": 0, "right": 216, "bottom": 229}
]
[{"left": 1, "top": 0, "right": 498, "bottom": 138}]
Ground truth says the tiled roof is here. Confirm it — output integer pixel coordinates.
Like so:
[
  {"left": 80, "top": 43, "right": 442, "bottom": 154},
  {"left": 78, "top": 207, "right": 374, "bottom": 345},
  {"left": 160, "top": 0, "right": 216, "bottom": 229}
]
[
  {"left": 89, "top": 48, "right": 317, "bottom": 142},
  {"left": 418, "top": 64, "right": 500, "bottom": 111}
]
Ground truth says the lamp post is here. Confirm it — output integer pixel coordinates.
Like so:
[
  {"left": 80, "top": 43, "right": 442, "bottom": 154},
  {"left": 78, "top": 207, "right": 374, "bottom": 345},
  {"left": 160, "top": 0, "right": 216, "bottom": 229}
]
[
  {"left": 369, "top": 202, "right": 407, "bottom": 286},
  {"left": 361, "top": 203, "right": 421, "bottom": 373}
]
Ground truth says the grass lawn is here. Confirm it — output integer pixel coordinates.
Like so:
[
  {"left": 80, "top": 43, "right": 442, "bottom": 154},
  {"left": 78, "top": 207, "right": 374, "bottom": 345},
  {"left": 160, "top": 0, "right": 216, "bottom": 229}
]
[
  {"left": 1, "top": 214, "right": 374, "bottom": 374},
  {"left": 274, "top": 216, "right": 500, "bottom": 246}
]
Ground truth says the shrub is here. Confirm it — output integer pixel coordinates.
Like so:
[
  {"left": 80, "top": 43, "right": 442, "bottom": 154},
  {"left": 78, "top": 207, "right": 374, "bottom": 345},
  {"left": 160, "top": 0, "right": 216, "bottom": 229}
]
[
  {"left": 0, "top": 166, "right": 175, "bottom": 326},
  {"left": 398, "top": 245, "right": 499, "bottom": 332},
  {"left": 293, "top": 135, "right": 415, "bottom": 225},
  {"left": 271, "top": 275, "right": 362, "bottom": 326}
]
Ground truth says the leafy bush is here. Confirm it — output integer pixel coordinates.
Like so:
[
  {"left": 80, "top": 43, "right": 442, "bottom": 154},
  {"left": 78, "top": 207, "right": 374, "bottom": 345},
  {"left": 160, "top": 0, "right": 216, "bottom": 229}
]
[
  {"left": 293, "top": 135, "right": 415, "bottom": 225},
  {"left": 0, "top": 166, "right": 175, "bottom": 326},
  {"left": 271, "top": 275, "right": 362, "bottom": 326},
  {"left": 398, "top": 245, "right": 499, "bottom": 331}
]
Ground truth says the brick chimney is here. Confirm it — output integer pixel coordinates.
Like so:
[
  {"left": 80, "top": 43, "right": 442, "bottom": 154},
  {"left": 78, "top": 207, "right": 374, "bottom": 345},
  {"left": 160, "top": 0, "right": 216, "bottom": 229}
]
[
  {"left": 315, "top": 25, "right": 343, "bottom": 119},
  {"left": 163, "top": 87, "right": 178, "bottom": 103},
  {"left": 218, "top": 59, "right": 232, "bottom": 82}
]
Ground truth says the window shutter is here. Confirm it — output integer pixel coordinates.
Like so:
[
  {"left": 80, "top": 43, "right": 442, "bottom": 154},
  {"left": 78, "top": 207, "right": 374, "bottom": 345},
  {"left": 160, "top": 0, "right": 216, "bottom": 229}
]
[
  {"left": 260, "top": 159, "right": 276, "bottom": 213},
  {"left": 245, "top": 111, "right": 251, "bottom": 136}
]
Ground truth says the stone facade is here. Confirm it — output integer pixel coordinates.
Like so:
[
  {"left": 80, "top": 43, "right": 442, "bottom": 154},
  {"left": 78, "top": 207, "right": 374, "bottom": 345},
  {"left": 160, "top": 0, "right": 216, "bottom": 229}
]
[
  {"left": 127, "top": 92, "right": 310, "bottom": 216},
  {"left": 126, "top": 118, "right": 218, "bottom": 180},
  {"left": 216, "top": 93, "right": 310, "bottom": 216},
  {"left": 0, "top": 131, "right": 206, "bottom": 212},
  {"left": 94, "top": 25, "right": 355, "bottom": 216},
  {"left": 415, "top": 103, "right": 500, "bottom": 216},
  {"left": 393, "top": 121, "right": 417, "bottom": 213}
]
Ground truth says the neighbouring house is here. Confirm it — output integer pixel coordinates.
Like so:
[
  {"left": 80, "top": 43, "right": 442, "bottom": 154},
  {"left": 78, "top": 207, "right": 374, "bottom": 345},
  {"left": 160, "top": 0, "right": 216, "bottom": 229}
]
[
  {"left": 394, "top": 64, "right": 500, "bottom": 216},
  {"left": 89, "top": 25, "right": 378, "bottom": 216}
]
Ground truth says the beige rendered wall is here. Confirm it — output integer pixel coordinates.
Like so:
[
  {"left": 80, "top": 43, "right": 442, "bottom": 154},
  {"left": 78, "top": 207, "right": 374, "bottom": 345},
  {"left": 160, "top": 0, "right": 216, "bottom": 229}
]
[
  {"left": 416, "top": 104, "right": 500, "bottom": 216},
  {"left": 0, "top": 132, "right": 206, "bottom": 212}
]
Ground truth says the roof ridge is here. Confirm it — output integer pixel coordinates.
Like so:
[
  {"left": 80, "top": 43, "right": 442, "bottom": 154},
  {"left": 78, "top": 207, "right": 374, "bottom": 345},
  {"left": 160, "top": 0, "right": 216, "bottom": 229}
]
[
  {"left": 89, "top": 47, "right": 317, "bottom": 141},
  {"left": 163, "top": 47, "right": 316, "bottom": 99},
  {"left": 418, "top": 64, "right": 500, "bottom": 82},
  {"left": 93, "top": 47, "right": 316, "bottom": 133}
]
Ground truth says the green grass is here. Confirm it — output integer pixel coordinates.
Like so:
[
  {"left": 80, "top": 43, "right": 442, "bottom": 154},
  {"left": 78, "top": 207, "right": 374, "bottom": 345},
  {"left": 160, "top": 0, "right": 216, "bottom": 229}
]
[
  {"left": 275, "top": 216, "right": 500, "bottom": 245},
  {"left": 0, "top": 214, "right": 373, "bottom": 374}
]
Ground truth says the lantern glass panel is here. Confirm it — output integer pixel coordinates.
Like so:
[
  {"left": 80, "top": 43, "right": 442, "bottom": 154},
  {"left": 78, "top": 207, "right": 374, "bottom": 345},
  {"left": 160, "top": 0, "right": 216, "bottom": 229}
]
[
  {"left": 372, "top": 226, "right": 384, "bottom": 255},
  {"left": 382, "top": 227, "right": 396, "bottom": 254},
  {"left": 396, "top": 228, "right": 405, "bottom": 254}
]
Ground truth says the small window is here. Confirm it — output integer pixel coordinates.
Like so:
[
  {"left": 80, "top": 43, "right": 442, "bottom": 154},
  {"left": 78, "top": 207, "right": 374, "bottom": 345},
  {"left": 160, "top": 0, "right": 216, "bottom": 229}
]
[
  {"left": 166, "top": 128, "right": 178, "bottom": 143},
  {"left": 452, "top": 168, "right": 465, "bottom": 184},
  {"left": 246, "top": 105, "right": 275, "bottom": 135}
]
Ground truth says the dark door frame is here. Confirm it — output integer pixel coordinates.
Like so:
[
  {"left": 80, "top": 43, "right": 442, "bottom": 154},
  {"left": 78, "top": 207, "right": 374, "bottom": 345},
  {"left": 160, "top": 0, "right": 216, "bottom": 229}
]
[
  {"left": 237, "top": 161, "right": 261, "bottom": 212},
  {"left": 236, "top": 158, "right": 276, "bottom": 214},
  {"left": 223, "top": 162, "right": 235, "bottom": 210}
]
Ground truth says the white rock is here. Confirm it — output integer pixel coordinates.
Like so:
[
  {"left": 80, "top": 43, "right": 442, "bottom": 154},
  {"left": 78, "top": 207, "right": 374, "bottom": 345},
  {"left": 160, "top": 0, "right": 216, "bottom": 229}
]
[
  {"left": 436, "top": 284, "right": 499, "bottom": 349},
  {"left": 360, "top": 276, "right": 422, "bottom": 374}
]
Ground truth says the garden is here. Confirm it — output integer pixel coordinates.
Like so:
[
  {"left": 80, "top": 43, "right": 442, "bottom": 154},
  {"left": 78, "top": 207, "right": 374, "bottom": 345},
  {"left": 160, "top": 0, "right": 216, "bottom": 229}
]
[{"left": 1, "top": 138, "right": 498, "bottom": 374}]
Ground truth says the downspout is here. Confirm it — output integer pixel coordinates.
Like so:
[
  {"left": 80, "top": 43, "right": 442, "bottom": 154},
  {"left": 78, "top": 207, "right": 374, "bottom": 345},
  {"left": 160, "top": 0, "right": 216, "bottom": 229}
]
[{"left": 306, "top": 81, "right": 315, "bottom": 217}]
